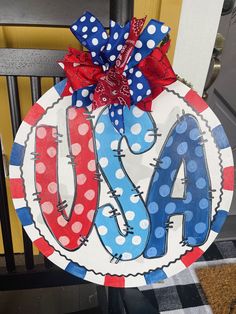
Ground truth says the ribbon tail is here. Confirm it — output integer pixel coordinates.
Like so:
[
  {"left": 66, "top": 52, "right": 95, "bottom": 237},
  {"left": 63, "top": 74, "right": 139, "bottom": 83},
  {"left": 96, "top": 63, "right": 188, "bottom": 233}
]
[{"left": 109, "top": 105, "right": 125, "bottom": 135}]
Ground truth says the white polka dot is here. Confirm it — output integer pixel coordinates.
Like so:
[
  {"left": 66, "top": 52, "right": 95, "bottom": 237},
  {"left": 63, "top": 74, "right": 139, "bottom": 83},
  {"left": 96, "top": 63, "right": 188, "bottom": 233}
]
[
  {"left": 132, "top": 236, "right": 141, "bottom": 245},
  {"left": 59, "top": 236, "right": 70, "bottom": 246},
  {"left": 161, "top": 25, "right": 169, "bottom": 33},
  {"left": 88, "top": 138, "right": 94, "bottom": 152},
  {"left": 115, "top": 235, "right": 125, "bottom": 245},
  {"left": 115, "top": 168, "right": 125, "bottom": 179},
  {"left": 130, "top": 90, "right": 133, "bottom": 96},
  {"left": 113, "top": 32, "right": 118, "bottom": 40},
  {"left": 80, "top": 16, "right": 86, "bottom": 22},
  {"left": 98, "top": 225, "right": 108, "bottom": 236},
  {"left": 72, "top": 25, "right": 78, "bottom": 31},
  {"left": 131, "top": 123, "right": 142, "bottom": 135},
  {"left": 130, "top": 194, "right": 139, "bottom": 203},
  {"left": 111, "top": 140, "right": 119, "bottom": 150},
  {"left": 132, "top": 106, "right": 144, "bottom": 118},
  {"left": 92, "top": 26, "right": 98, "bottom": 33},
  {"left": 146, "top": 89, "right": 151, "bottom": 95},
  {"left": 91, "top": 51, "right": 96, "bottom": 57},
  {"left": 122, "top": 252, "right": 132, "bottom": 260},
  {"left": 99, "top": 157, "right": 108, "bottom": 168},
  {"left": 129, "top": 68, "right": 134, "bottom": 74},
  {"left": 102, "top": 32, "right": 108, "bottom": 39},
  {"left": 76, "top": 100, "right": 83, "bottom": 107},
  {"left": 147, "top": 24, "right": 156, "bottom": 34},
  {"left": 105, "top": 246, "right": 113, "bottom": 253},
  {"left": 135, "top": 40, "right": 142, "bottom": 48},
  {"left": 96, "top": 139, "right": 100, "bottom": 150},
  {"left": 135, "top": 53, "right": 142, "bottom": 62},
  {"left": 82, "top": 26, "right": 88, "bottom": 33},
  {"left": 88, "top": 160, "right": 96, "bottom": 171},
  {"left": 77, "top": 173, "right": 87, "bottom": 185},
  {"left": 126, "top": 211, "right": 135, "bottom": 221},
  {"left": 92, "top": 38, "right": 98, "bottom": 46},
  {"left": 102, "top": 206, "right": 111, "bottom": 217},
  {"left": 117, "top": 109, "right": 122, "bottom": 115},
  {"left": 106, "top": 43, "right": 112, "bottom": 51},
  {"left": 58, "top": 62, "right": 64, "bottom": 69},
  {"left": 48, "top": 182, "right": 57, "bottom": 194},
  {"left": 69, "top": 87, "right": 73, "bottom": 94},
  {"left": 147, "top": 39, "right": 155, "bottom": 49},
  {"left": 37, "top": 127, "right": 47, "bottom": 139},
  {"left": 74, "top": 204, "right": 84, "bottom": 215},
  {"left": 137, "top": 96, "right": 142, "bottom": 102},
  {"left": 78, "top": 123, "right": 89, "bottom": 135},
  {"left": 85, "top": 190, "right": 95, "bottom": 201},
  {"left": 90, "top": 16, "right": 95, "bottom": 22},
  {"left": 96, "top": 122, "right": 105, "bottom": 134},
  {"left": 115, "top": 119, "right": 119, "bottom": 126},
  {"left": 71, "top": 143, "right": 81, "bottom": 156},
  {"left": 71, "top": 222, "right": 82, "bottom": 233},
  {"left": 124, "top": 32, "right": 129, "bottom": 39},
  {"left": 111, "top": 20, "right": 115, "bottom": 27},
  {"left": 115, "top": 187, "right": 123, "bottom": 196},
  {"left": 135, "top": 71, "right": 142, "bottom": 78},
  {"left": 47, "top": 146, "right": 56, "bottom": 158},
  {"left": 41, "top": 202, "right": 53, "bottom": 214},
  {"left": 128, "top": 80, "right": 132, "bottom": 86},
  {"left": 137, "top": 83, "right": 143, "bottom": 90},
  {"left": 82, "top": 34, "right": 88, "bottom": 39},
  {"left": 117, "top": 44, "right": 123, "bottom": 51},
  {"left": 110, "top": 111, "right": 115, "bottom": 117},
  {"left": 110, "top": 55, "right": 116, "bottom": 61},
  {"left": 57, "top": 216, "right": 67, "bottom": 227},
  {"left": 87, "top": 209, "right": 95, "bottom": 221},
  {"left": 144, "top": 131, "right": 153, "bottom": 143},
  {"left": 131, "top": 143, "right": 141, "bottom": 152},
  {"left": 140, "top": 219, "right": 149, "bottom": 229},
  {"left": 68, "top": 108, "right": 77, "bottom": 120},
  {"left": 36, "top": 183, "right": 42, "bottom": 193},
  {"left": 82, "top": 89, "right": 89, "bottom": 97},
  {"left": 89, "top": 93, "right": 94, "bottom": 101},
  {"left": 36, "top": 162, "right": 46, "bottom": 174}
]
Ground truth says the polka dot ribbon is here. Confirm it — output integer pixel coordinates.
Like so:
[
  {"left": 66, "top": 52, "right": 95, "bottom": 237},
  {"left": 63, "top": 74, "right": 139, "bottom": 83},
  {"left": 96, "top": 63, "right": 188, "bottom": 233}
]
[{"left": 59, "top": 11, "right": 176, "bottom": 134}]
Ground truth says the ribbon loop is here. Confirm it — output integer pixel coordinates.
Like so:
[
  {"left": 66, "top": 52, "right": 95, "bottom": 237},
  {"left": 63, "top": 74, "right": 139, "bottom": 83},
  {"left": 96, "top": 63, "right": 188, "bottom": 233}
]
[
  {"left": 102, "top": 20, "right": 130, "bottom": 67},
  {"left": 70, "top": 12, "right": 108, "bottom": 65},
  {"left": 128, "top": 19, "right": 170, "bottom": 69}
]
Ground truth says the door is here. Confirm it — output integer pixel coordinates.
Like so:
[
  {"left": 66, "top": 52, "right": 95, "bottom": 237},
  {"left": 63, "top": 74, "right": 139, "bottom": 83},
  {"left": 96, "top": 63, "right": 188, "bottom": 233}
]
[{"left": 204, "top": 0, "right": 236, "bottom": 239}]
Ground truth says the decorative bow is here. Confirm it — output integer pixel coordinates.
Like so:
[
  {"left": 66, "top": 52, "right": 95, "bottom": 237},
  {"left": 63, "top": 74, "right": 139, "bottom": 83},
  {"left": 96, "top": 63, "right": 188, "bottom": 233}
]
[{"left": 59, "top": 11, "right": 176, "bottom": 134}]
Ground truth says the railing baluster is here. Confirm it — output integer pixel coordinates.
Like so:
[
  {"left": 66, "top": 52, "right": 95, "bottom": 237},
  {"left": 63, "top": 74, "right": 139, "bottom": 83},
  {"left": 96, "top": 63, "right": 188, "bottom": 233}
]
[
  {"left": 54, "top": 76, "right": 62, "bottom": 84},
  {"left": 110, "top": 0, "right": 134, "bottom": 25},
  {"left": 0, "top": 139, "right": 15, "bottom": 272},
  {"left": 7, "top": 75, "right": 34, "bottom": 270},
  {"left": 30, "top": 76, "right": 41, "bottom": 104}
]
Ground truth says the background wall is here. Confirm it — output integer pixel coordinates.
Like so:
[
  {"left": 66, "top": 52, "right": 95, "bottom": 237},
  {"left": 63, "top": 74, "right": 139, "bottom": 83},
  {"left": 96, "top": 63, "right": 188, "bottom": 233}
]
[
  {"left": 0, "top": 0, "right": 183, "bottom": 253},
  {"left": 173, "top": 0, "right": 224, "bottom": 95}
]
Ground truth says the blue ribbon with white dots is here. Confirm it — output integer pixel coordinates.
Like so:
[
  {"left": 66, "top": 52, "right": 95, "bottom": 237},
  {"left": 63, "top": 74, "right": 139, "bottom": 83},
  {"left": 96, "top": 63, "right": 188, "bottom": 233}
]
[{"left": 69, "top": 11, "right": 170, "bottom": 134}]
